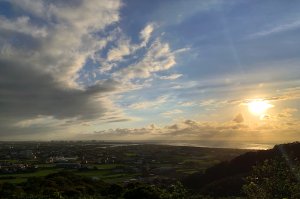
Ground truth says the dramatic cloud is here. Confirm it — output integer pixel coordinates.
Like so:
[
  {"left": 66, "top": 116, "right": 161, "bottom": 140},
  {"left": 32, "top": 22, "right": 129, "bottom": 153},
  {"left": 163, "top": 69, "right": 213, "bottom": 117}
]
[
  {"left": 0, "top": 59, "right": 124, "bottom": 133},
  {"left": 89, "top": 116, "right": 300, "bottom": 143},
  {"left": 1, "top": 0, "right": 121, "bottom": 86},
  {"left": 0, "top": 0, "right": 184, "bottom": 138},
  {"left": 0, "top": 16, "right": 47, "bottom": 38},
  {"left": 1, "top": 0, "right": 300, "bottom": 143},
  {"left": 107, "top": 39, "right": 131, "bottom": 62},
  {"left": 0, "top": 0, "right": 125, "bottom": 136},
  {"left": 99, "top": 23, "right": 156, "bottom": 73},
  {"left": 114, "top": 39, "right": 176, "bottom": 79}
]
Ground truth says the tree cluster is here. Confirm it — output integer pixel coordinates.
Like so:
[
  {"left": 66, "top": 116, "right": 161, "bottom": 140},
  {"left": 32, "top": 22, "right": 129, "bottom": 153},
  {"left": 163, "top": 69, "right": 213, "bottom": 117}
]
[{"left": 0, "top": 171, "right": 188, "bottom": 199}]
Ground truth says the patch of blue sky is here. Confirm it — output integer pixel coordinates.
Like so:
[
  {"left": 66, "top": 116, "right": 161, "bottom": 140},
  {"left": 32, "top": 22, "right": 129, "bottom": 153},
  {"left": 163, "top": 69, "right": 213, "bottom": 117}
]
[
  {"left": 153, "top": 0, "right": 300, "bottom": 80},
  {"left": 0, "top": 1, "right": 17, "bottom": 17},
  {"left": 0, "top": 1, "right": 53, "bottom": 27}
]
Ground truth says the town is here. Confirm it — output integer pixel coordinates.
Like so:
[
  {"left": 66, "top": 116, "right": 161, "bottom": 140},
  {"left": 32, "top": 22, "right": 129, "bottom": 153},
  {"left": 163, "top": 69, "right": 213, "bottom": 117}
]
[{"left": 0, "top": 141, "right": 250, "bottom": 184}]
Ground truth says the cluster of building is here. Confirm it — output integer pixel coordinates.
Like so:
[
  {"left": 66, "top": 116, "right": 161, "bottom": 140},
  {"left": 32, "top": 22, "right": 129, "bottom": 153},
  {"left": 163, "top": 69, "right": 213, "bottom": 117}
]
[
  {"left": 0, "top": 162, "right": 38, "bottom": 174},
  {"left": 0, "top": 141, "right": 242, "bottom": 180}
]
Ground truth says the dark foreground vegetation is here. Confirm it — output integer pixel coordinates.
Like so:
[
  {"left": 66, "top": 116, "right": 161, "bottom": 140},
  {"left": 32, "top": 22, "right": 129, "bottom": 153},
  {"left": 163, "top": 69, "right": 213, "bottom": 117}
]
[
  {"left": 1, "top": 142, "right": 300, "bottom": 198},
  {"left": 0, "top": 171, "right": 189, "bottom": 199},
  {"left": 183, "top": 142, "right": 300, "bottom": 198}
]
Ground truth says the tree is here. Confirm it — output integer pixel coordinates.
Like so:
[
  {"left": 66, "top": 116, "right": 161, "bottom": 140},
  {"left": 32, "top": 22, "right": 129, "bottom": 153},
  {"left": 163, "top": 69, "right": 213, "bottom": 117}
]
[
  {"left": 243, "top": 159, "right": 300, "bottom": 199},
  {"left": 123, "top": 184, "right": 162, "bottom": 199}
]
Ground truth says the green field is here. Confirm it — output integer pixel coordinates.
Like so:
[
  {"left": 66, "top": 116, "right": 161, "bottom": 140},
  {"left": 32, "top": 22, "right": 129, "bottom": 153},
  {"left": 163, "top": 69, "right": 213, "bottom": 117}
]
[
  {"left": 0, "top": 168, "right": 63, "bottom": 183},
  {"left": 0, "top": 166, "right": 136, "bottom": 184},
  {"left": 0, "top": 144, "right": 251, "bottom": 186}
]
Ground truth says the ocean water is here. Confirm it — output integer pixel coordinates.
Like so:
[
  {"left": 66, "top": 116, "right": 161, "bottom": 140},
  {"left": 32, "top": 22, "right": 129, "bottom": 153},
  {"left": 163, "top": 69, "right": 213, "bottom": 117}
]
[
  {"left": 104, "top": 140, "right": 276, "bottom": 150},
  {"left": 151, "top": 140, "right": 274, "bottom": 150}
]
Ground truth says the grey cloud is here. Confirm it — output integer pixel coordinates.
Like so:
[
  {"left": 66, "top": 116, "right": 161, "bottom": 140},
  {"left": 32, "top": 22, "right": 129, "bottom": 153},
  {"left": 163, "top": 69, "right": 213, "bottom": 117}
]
[
  {"left": 81, "top": 114, "right": 300, "bottom": 142},
  {"left": 0, "top": 59, "right": 120, "bottom": 135},
  {"left": 233, "top": 113, "right": 244, "bottom": 123},
  {"left": 1, "top": 0, "right": 121, "bottom": 87},
  {"left": 0, "top": 0, "right": 124, "bottom": 137},
  {"left": 90, "top": 119, "right": 251, "bottom": 140}
]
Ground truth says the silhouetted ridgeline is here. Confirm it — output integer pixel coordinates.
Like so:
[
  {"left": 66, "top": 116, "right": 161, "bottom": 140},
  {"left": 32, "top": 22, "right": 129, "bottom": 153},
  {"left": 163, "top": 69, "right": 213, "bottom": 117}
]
[{"left": 182, "top": 141, "right": 300, "bottom": 197}]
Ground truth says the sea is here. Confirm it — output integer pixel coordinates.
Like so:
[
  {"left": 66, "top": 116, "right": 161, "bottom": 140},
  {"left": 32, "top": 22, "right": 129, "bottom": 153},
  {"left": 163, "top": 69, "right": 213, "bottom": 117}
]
[
  {"left": 150, "top": 140, "right": 274, "bottom": 150},
  {"left": 100, "top": 140, "right": 278, "bottom": 150}
]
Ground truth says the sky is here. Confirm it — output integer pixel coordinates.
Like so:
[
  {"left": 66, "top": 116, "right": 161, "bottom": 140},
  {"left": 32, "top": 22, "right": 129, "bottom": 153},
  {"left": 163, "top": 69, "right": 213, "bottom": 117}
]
[{"left": 0, "top": 0, "right": 300, "bottom": 144}]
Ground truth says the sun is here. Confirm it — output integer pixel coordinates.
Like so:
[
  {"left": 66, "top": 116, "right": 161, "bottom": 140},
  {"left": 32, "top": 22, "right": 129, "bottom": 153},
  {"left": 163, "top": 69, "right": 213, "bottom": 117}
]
[{"left": 247, "top": 99, "right": 274, "bottom": 116}]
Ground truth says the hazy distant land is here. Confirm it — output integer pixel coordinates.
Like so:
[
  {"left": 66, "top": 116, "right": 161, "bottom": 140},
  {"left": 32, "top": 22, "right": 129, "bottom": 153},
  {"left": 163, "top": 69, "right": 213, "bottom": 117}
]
[
  {"left": 0, "top": 141, "right": 300, "bottom": 198},
  {"left": 0, "top": 141, "right": 252, "bottom": 184}
]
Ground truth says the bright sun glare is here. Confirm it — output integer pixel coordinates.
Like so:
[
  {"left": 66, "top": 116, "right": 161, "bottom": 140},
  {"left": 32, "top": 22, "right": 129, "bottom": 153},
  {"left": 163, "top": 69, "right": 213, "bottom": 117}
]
[{"left": 247, "top": 99, "right": 274, "bottom": 116}]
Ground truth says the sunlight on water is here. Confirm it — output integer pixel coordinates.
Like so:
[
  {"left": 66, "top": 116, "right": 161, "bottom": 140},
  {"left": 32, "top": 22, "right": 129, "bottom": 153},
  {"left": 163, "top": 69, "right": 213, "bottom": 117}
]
[
  {"left": 151, "top": 140, "right": 274, "bottom": 150},
  {"left": 241, "top": 144, "right": 271, "bottom": 150}
]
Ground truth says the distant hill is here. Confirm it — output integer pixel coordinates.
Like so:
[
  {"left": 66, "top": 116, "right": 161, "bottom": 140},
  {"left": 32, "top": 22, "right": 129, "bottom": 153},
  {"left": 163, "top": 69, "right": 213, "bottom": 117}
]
[{"left": 182, "top": 142, "right": 300, "bottom": 197}]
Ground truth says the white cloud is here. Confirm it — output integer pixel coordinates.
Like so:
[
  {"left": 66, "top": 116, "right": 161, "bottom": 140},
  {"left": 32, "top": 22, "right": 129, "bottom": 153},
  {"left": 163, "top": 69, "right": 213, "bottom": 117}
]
[
  {"left": 248, "top": 19, "right": 300, "bottom": 38},
  {"left": 1, "top": 0, "right": 122, "bottom": 87},
  {"left": 0, "top": 0, "right": 134, "bottom": 137},
  {"left": 199, "top": 99, "right": 218, "bottom": 107},
  {"left": 0, "top": 16, "right": 47, "bottom": 38},
  {"left": 9, "top": 0, "right": 47, "bottom": 18},
  {"left": 107, "top": 38, "right": 132, "bottom": 62},
  {"left": 14, "top": 116, "right": 59, "bottom": 128},
  {"left": 162, "top": 109, "right": 183, "bottom": 117},
  {"left": 160, "top": 74, "right": 183, "bottom": 80},
  {"left": 179, "top": 101, "right": 195, "bottom": 107},
  {"left": 97, "top": 22, "right": 186, "bottom": 84},
  {"left": 172, "top": 47, "right": 190, "bottom": 54},
  {"left": 88, "top": 115, "right": 300, "bottom": 144},
  {"left": 114, "top": 39, "right": 176, "bottom": 80},
  {"left": 140, "top": 23, "right": 155, "bottom": 47},
  {"left": 129, "top": 96, "right": 168, "bottom": 110},
  {"left": 99, "top": 23, "right": 156, "bottom": 73}
]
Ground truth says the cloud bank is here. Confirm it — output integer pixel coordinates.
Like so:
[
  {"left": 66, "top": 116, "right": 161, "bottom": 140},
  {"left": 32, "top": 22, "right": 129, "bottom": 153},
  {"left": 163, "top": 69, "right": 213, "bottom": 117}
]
[
  {"left": 0, "top": 0, "right": 185, "bottom": 138},
  {"left": 0, "top": 0, "right": 124, "bottom": 136}
]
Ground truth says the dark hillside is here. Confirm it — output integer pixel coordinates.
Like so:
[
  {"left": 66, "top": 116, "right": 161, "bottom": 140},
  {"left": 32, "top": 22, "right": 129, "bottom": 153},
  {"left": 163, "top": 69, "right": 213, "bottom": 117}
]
[{"left": 183, "top": 142, "right": 300, "bottom": 197}]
